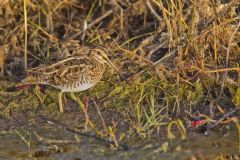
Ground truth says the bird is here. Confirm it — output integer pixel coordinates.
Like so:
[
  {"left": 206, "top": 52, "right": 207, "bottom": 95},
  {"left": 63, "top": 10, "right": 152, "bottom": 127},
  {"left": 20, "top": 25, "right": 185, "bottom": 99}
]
[{"left": 9, "top": 45, "right": 119, "bottom": 113}]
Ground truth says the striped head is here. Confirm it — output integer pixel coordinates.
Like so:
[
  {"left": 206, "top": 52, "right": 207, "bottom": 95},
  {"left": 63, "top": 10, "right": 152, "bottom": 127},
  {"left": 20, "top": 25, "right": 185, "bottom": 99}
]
[
  {"left": 89, "top": 46, "right": 119, "bottom": 71},
  {"left": 89, "top": 46, "right": 126, "bottom": 80}
]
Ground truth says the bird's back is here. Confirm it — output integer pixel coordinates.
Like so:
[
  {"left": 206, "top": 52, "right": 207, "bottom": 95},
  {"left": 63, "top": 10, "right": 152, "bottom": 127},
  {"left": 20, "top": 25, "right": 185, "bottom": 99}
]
[{"left": 21, "top": 55, "right": 106, "bottom": 92}]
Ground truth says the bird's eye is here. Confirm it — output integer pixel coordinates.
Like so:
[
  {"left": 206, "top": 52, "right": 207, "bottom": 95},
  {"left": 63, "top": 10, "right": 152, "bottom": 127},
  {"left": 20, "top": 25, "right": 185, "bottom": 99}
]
[{"left": 69, "top": 49, "right": 74, "bottom": 55}]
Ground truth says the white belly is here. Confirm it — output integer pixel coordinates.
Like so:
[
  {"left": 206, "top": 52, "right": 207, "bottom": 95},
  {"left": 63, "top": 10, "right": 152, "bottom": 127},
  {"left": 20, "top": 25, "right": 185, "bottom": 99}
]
[{"left": 56, "top": 83, "right": 95, "bottom": 92}]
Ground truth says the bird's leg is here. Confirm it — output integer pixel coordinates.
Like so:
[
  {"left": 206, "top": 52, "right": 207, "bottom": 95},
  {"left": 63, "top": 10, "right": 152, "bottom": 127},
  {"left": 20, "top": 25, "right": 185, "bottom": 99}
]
[
  {"left": 83, "top": 96, "right": 89, "bottom": 111},
  {"left": 58, "top": 92, "right": 64, "bottom": 113},
  {"left": 69, "top": 93, "right": 95, "bottom": 130},
  {"left": 69, "top": 92, "right": 85, "bottom": 110},
  {"left": 39, "top": 85, "right": 45, "bottom": 94},
  {"left": 63, "top": 93, "right": 67, "bottom": 107},
  {"left": 33, "top": 85, "right": 46, "bottom": 104}
]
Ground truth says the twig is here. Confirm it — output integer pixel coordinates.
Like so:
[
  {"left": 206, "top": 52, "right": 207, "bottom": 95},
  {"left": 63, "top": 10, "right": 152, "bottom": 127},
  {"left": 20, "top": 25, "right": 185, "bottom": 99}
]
[
  {"left": 37, "top": 115, "right": 130, "bottom": 151},
  {"left": 23, "top": 0, "right": 28, "bottom": 70},
  {"left": 91, "top": 98, "right": 108, "bottom": 133},
  {"left": 203, "top": 0, "right": 238, "bottom": 32},
  {"left": 34, "top": 131, "right": 75, "bottom": 144},
  {"left": 204, "top": 67, "right": 240, "bottom": 73},
  {"left": 153, "top": 48, "right": 177, "bottom": 66},
  {"left": 91, "top": 98, "right": 120, "bottom": 147},
  {"left": 207, "top": 108, "right": 240, "bottom": 130},
  {"left": 218, "top": 20, "right": 240, "bottom": 100},
  {"left": 68, "top": 9, "right": 113, "bottom": 40},
  {"left": 147, "top": 0, "right": 162, "bottom": 22}
]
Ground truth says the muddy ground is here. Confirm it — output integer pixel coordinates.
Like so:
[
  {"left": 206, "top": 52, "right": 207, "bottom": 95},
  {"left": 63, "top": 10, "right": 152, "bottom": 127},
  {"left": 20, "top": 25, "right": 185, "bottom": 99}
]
[{"left": 0, "top": 105, "right": 239, "bottom": 160}]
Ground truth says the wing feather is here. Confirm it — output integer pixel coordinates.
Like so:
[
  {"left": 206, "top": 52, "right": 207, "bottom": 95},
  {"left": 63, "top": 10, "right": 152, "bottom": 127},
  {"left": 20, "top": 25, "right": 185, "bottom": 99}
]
[{"left": 26, "top": 55, "right": 93, "bottom": 86}]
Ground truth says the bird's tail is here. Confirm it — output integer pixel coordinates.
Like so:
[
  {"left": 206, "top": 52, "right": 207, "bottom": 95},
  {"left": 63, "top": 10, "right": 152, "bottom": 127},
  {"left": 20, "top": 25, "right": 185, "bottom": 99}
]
[
  {"left": 6, "top": 75, "right": 39, "bottom": 92},
  {"left": 6, "top": 84, "right": 32, "bottom": 92}
]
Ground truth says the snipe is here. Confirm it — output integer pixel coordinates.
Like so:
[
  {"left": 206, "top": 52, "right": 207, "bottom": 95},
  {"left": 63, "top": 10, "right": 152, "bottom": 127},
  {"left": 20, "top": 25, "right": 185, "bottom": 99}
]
[{"left": 13, "top": 45, "right": 118, "bottom": 113}]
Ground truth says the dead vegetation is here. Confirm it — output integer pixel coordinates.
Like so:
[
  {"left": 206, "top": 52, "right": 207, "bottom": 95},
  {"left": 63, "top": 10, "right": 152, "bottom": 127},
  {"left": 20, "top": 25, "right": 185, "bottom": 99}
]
[{"left": 0, "top": 0, "right": 239, "bottom": 139}]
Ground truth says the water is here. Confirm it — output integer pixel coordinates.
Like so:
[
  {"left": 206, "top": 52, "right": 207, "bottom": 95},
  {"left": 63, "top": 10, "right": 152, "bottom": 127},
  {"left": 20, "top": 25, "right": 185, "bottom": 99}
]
[{"left": 0, "top": 116, "right": 238, "bottom": 160}]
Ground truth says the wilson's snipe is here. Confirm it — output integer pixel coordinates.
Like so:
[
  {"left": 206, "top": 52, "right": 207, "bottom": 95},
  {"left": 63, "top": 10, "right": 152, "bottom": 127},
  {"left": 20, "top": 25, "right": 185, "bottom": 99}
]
[{"left": 14, "top": 45, "right": 118, "bottom": 113}]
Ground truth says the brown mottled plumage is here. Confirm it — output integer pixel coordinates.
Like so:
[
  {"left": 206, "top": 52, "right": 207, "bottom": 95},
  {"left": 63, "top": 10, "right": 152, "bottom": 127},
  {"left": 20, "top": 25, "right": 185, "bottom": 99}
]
[
  {"left": 18, "top": 45, "right": 118, "bottom": 113},
  {"left": 22, "top": 54, "right": 105, "bottom": 92}
]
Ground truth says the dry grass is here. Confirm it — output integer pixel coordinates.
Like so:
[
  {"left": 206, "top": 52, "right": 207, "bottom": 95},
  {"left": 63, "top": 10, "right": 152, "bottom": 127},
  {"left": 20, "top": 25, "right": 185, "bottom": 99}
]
[{"left": 0, "top": 0, "right": 239, "bottom": 139}]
